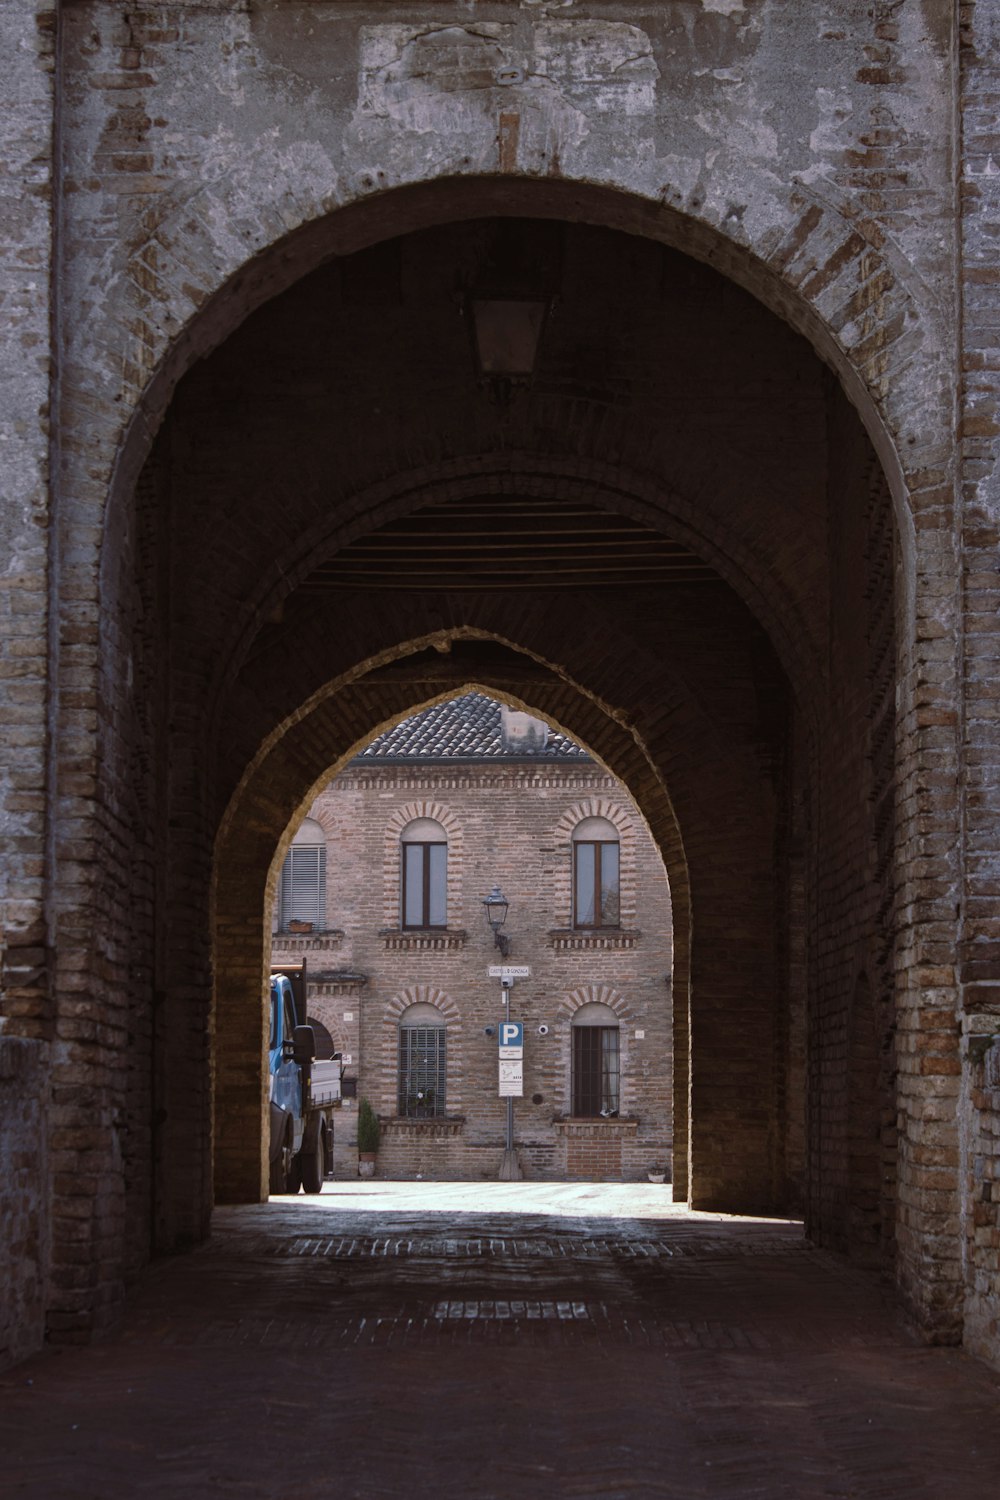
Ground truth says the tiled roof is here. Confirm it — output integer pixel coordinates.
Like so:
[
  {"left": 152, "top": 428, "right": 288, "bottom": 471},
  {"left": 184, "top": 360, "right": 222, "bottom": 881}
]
[{"left": 357, "top": 693, "right": 589, "bottom": 760}]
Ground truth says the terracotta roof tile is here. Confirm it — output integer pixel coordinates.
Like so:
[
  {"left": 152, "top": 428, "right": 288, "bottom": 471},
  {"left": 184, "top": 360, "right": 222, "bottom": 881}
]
[{"left": 358, "top": 693, "right": 588, "bottom": 760}]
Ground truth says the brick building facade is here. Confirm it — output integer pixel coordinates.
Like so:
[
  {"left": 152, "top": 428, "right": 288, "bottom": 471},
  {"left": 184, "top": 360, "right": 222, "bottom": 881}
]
[
  {"left": 272, "top": 694, "right": 674, "bottom": 1182},
  {"left": 3, "top": 1, "right": 1000, "bottom": 1377}
]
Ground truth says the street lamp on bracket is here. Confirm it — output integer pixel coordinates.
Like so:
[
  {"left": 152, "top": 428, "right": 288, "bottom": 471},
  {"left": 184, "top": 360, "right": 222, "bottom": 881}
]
[{"left": 482, "top": 884, "right": 511, "bottom": 958}]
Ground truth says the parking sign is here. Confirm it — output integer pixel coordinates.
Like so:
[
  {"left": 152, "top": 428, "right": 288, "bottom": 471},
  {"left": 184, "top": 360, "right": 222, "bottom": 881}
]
[{"left": 498, "top": 1020, "right": 523, "bottom": 1057}]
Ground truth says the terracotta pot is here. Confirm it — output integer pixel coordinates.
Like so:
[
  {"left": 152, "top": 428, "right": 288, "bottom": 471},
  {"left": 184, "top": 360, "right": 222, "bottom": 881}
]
[{"left": 358, "top": 1153, "right": 377, "bottom": 1179}]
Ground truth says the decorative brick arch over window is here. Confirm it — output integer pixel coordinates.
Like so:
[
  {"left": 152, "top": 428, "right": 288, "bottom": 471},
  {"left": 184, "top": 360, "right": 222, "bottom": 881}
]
[
  {"left": 382, "top": 986, "right": 463, "bottom": 1116},
  {"left": 556, "top": 985, "right": 634, "bottom": 1028},
  {"left": 383, "top": 802, "right": 463, "bottom": 929},
  {"left": 552, "top": 800, "right": 637, "bottom": 929},
  {"left": 557, "top": 986, "right": 633, "bottom": 1119}
]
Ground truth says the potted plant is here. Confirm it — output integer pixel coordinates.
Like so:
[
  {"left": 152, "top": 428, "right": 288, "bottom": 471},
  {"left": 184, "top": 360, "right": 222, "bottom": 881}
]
[
  {"left": 357, "top": 1096, "right": 380, "bottom": 1178},
  {"left": 647, "top": 1165, "right": 667, "bottom": 1185}
]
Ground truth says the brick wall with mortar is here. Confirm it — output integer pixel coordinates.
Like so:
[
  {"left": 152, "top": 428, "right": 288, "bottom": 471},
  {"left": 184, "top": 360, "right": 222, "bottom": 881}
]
[
  {"left": 958, "top": 1, "right": 1000, "bottom": 1367},
  {"left": 963, "top": 1032, "right": 1000, "bottom": 1363},
  {"left": 272, "top": 744, "right": 674, "bottom": 1182},
  {"left": 0, "top": 1037, "right": 49, "bottom": 1370},
  {"left": 2, "top": 0, "right": 996, "bottom": 1368},
  {"left": 0, "top": 0, "right": 54, "bottom": 1038}
]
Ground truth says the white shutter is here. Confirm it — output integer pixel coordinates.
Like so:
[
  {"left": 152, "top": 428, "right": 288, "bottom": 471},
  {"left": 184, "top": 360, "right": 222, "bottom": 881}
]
[{"left": 280, "top": 846, "right": 326, "bottom": 927}]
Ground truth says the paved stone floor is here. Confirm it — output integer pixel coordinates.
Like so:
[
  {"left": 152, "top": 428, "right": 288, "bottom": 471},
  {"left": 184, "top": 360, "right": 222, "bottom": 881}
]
[{"left": 3, "top": 1183, "right": 1000, "bottom": 1498}]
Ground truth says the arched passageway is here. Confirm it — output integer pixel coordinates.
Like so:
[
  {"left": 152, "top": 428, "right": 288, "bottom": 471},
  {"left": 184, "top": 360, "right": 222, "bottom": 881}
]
[{"left": 97, "top": 203, "right": 904, "bottom": 1302}]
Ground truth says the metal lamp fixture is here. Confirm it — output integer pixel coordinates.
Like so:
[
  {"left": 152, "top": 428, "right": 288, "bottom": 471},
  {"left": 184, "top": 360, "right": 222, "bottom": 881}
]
[
  {"left": 469, "top": 297, "right": 549, "bottom": 383},
  {"left": 464, "top": 221, "right": 561, "bottom": 404},
  {"left": 482, "top": 884, "right": 511, "bottom": 957}
]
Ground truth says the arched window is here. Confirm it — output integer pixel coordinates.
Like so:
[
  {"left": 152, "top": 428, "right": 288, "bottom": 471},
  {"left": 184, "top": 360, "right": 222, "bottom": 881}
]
[
  {"left": 572, "top": 1002, "right": 620, "bottom": 1117},
  {"left": 398, "top": 1003, "right": 447, "bottom": 1118},
  {"left": 306, "top": 1016, "right": 336, "bottom": 1059},
  {"left": 400, "top": 818, "right": 447, "bottom": 929},
  {"left": 279, "top": 817, "right": 326, "bottom": 930},
  {"left": 572, "top": 817, "right": 620, "bottom": 929}
]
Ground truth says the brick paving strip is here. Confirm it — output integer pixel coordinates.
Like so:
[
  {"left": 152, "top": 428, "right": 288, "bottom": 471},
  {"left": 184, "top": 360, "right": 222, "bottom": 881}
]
[{"left": 3, "top": 1197, "right": 999, "bottom": 1498}]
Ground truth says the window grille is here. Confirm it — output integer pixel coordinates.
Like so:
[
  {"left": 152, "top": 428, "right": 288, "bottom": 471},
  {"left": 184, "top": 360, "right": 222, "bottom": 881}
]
[
  {"left": 398, "top": 1024, "right": 447, "bottom": 1117},
  {"left": 279, "top": 844, "right": 326, "bottom": 929},
  {"left": 572, "top": 1025, "right": 620, "bottom": 1116}
]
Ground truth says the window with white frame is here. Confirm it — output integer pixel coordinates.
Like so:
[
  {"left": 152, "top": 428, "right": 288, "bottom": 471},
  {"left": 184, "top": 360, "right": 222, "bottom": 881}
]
[
  {"left": 571, "top": 1002, "right": 621, "bottom": 1117},
  {"left": 278, "top": 817, "right": 327, "bottom": 930},
  {"left": 400, "top": 817, "right": 448, "bottom": 929},
  {"left": 398, "top": 1003, "right": 447, "bottom": 1117},
  {"left": 572, "top": 816, "right": 620, "bottom": 928}
]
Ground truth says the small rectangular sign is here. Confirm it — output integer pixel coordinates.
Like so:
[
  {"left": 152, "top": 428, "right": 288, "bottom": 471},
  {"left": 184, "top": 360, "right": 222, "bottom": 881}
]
[
  {"left": 488, "top": 965, "right": 531, "bottom": 979},
  {"left": 499, "top": 1058, "right": 523, "bottom": 1097}
]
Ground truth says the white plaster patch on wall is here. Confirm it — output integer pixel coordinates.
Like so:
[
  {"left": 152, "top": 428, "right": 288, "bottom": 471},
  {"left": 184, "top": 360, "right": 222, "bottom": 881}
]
[
  {"left": 693, "top": 111, "right": 778, "bottom": 165},
  {"left": 700, "top": 0, "right": 745, "bottom": 15},
  {"left": 655, "top": 152, "right": 704, "bottom": 202},
  {"left": 357, "top": 22, "right": 512, "bottom": 134},
  {"left": 211, "top": 10, "right": 255, "bottom": 108},
  {"left": 534, "top": 21, "right": 659, "bottom": 116},
  {"left": 356, "top": 19, "right": 658, "bottom": 140},
  {"left": 809, "top": 86, "right": 854, "bottom": 156}
]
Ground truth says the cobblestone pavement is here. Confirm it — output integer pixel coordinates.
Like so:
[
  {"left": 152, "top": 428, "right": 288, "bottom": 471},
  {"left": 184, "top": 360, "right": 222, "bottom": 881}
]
[{"left": 3, "top": 1185, "right": 999, "bottom": 1499}]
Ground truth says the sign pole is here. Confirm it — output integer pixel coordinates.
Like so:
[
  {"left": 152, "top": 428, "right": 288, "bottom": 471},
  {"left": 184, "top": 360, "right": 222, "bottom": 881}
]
[
  {"left": 496, "top": 976, "right": 523, "bottom": 1180},
  {"left": 503, "top": 980, "right": 514, "bottom": 1154}
]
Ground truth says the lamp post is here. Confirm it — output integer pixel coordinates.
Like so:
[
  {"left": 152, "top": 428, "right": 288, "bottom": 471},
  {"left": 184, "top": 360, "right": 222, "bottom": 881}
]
[{"left": 482, "top": 885, "right": 521, "bottom": 1179}]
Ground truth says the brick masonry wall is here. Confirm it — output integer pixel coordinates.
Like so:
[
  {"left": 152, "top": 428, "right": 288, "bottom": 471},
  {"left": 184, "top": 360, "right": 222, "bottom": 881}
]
[
  {"left": 807, "top": 391, "right": 899, "bottom": 1273},
  {"left": 963, "top": 1033, "right": 1000, "bottom": 1362},
  {"left": 0, "top": 0, "right": 53, "bottom": 1038},
  {"left": 959, "top": 2, "right": 1000, "bottom": 1368},
  {"left": 0, "top": 1037, "right": 49, "bottom": 1370},
  {"left": 0, "top": 1, "right": 55, "bottom": 1361},
  {"left": 273, "top": 754, "right": 674, "bottom": 1183}
]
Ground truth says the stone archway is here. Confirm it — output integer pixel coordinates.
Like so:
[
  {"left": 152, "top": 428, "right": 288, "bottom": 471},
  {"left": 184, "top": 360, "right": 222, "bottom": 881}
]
[
  {"left": 46, "top": 154, "right": 956, "bottom": 1351},
  {"left": 103, "top": 206, "right": 919, "bottom": 1333}
]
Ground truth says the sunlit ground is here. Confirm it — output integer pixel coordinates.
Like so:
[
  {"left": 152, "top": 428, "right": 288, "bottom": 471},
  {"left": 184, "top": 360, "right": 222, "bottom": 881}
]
[{"left": 267, "top": 1178, "right": 803, "bottom": 1228}]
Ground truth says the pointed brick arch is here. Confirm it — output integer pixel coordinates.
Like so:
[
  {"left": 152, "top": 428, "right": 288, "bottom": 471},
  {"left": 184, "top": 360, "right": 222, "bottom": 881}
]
[{"left": 213, "top": 655, "right": 694, "bottom": 1209}]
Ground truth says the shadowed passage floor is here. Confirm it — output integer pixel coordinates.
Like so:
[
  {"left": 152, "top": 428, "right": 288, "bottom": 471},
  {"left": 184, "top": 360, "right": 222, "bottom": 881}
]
[{"left": 3, "top": 1184, "right": 999, "bottom": 1499}]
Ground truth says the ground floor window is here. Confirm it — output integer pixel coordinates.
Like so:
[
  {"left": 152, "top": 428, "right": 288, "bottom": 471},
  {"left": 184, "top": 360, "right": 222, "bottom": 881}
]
[
  {"left": 572, "top": 1024, "right": 620, "bottom": 1117},
  {"left": 398, "top": 1024, "right": 447, "bottom": 1117}
]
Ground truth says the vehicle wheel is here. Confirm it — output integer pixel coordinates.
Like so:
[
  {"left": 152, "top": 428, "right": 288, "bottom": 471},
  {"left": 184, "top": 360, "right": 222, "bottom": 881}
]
[
  {"left": 300, "top": 1123, "right": 327, "bottom": 1194},
  {"left": 269, "top": 1119, "right": 291, "bottom": 1196},
  {"left": 285, "top": 1152, "right": 303, "bottom": 1195}
]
